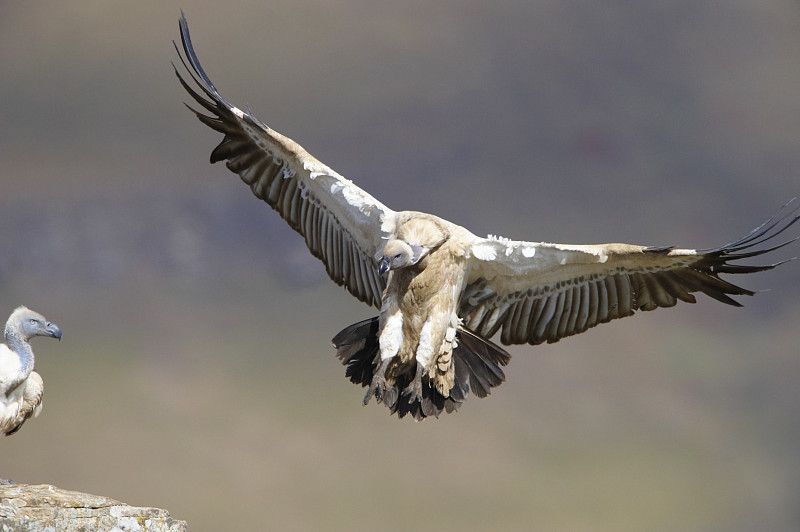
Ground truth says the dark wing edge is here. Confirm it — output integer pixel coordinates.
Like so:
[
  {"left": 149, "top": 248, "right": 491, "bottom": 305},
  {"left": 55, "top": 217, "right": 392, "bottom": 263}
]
[
  {"left": 461, "top": 200, "right": 799, "bottom": 346},
  {"left": 173, "top": 13, "right": 392, "bottom": 308}
]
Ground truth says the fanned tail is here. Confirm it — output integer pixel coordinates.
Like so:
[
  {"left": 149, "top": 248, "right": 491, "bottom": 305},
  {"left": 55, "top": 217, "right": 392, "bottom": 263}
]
[
  {"left": 332, "top": 318, "right": 381, "bottom": 389},
  {"left": 332, "top": 318, "right": 511, "bottom": 420}
]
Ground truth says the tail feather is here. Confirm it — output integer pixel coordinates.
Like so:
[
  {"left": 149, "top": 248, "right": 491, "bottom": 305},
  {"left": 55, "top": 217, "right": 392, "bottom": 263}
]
[
  {"left": 332, "top": 317, "right": 511, "bottom": 420},
  {"left": 332, "top": 317, "right": 380, "bottom": 386},
  {"left": 450, "top": 354, "right": 471, "bottom": 402}
]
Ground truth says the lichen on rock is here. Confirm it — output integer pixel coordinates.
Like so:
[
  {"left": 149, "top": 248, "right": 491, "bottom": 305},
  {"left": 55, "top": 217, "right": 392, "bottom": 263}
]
[{"left": 0, "top": 483, "right": 186, "bottom": 531}]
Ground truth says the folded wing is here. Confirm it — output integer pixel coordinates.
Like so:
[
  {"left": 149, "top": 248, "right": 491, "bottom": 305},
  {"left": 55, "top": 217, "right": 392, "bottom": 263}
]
[
  {"left": 174, "top": 14, "right": 396, "bottom": 308},
  {"left": 462, "top": 202, "right": 799, "bottom": 345}
]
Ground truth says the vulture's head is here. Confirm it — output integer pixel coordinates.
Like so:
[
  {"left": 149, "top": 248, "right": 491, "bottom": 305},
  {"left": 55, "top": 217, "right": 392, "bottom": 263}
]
[
  {"left": 6, "top": 306, "right": 62, "bottom": 342},
  {"left": 379, "top": 240, "right": 420, "bottom": 274},
  {"left": 379, "top": 218, "right": 448, "bottom": 275}
]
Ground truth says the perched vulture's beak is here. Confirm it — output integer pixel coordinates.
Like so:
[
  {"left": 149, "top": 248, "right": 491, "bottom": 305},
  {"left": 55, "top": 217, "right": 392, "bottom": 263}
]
[
  {"left": 46, "top": 322, "right": 62, "bottom": 341},
  {"left": 378, "top": 257, "right": 391, "bottom": 276}
]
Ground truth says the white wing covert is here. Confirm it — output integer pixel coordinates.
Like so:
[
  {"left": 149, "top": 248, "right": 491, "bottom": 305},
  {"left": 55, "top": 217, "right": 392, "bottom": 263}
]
[
  {"left": 462, "top": 204, "right": 799, "bottom": 346},
  {"left": 174, "top": 15, "right": 396, "bottom": 308}
]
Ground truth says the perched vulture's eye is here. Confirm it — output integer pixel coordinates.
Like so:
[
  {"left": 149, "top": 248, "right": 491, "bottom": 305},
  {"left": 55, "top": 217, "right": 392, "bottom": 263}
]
[{"left": 29, "top": 319, "right": 37, "bottom": 325}]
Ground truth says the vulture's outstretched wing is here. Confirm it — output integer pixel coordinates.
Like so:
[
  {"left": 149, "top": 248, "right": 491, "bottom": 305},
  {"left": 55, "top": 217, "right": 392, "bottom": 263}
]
[
  {"left": 174, "top": 14, "right": 395, "bottom": 308},
  {"left": 462, "top": 202, "right": 799, "bottom": 345}
]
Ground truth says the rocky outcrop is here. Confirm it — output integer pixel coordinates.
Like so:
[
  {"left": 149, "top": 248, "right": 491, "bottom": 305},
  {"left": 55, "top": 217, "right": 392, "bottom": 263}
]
[{"left": 0, "top": 483, "right": 186, "bottom": 531}]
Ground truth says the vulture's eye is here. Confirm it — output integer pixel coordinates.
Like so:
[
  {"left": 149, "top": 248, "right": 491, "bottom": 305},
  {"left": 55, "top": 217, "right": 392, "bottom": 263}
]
[{"left": 29, "top": 319, "right": 37, "bottom": 325}]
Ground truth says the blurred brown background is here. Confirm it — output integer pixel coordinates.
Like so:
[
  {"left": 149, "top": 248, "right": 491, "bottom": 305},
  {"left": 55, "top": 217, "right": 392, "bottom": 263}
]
[{"left": 1, "top": 1, "right": 799, "bottom": 530}]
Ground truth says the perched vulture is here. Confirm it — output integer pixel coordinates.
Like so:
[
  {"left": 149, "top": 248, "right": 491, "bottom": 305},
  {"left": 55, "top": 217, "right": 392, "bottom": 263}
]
[
  {"left": 174, "top": 14, "right": 798, "bottom": 420},
  {"left": 0, "top": 306, "right": 62, "bottom": 436}
]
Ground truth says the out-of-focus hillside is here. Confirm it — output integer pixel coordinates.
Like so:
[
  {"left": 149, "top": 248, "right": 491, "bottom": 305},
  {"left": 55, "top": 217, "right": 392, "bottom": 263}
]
[{"left": 1, "top": 1, "right": 799, "bottom": 531}]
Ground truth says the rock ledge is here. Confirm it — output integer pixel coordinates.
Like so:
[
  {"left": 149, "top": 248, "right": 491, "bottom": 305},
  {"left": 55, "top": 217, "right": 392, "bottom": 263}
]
[{"left": 0, "top": 483, "right": 186, "bottom": 531}]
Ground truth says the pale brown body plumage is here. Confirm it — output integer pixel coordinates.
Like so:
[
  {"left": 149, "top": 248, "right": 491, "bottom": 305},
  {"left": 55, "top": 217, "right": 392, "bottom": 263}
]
[
  {"left": 175, "top": 14, "right": 798, "bottom": 420},
  {"left": 377, "top": 215, "right": 471, "bottom": 399}
]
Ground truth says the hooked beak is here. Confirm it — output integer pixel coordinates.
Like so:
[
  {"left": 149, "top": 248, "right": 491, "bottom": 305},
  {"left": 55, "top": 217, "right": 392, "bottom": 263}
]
[
  {"left": 378, "top": 256, "right": 391, "bottom": 276},
  {"left": 46, "top": 322, "right": 62, "bottom": 341}
]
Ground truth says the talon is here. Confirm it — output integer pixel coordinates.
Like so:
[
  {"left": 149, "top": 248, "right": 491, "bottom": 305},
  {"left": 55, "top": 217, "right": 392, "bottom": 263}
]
[
  {"left": 364, "top": 358, "right": 391, "bottom": 405},
  {"left": 364, "top": 374, "right": 388, "bottom": 405},
  {"left": 402, "top": 364, "right": 425, "bottom": 403}
]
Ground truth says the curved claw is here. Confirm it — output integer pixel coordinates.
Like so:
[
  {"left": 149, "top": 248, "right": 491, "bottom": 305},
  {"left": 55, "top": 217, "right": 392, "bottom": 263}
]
[
  {"left": 364, "top": 374, "right": 388, "bottom": 405},
  {"left": 363, "top": 358, "right": 392, "bottom": 405},
  {"left": 402, "top": 364, "right": 425, "bottom": 403}
]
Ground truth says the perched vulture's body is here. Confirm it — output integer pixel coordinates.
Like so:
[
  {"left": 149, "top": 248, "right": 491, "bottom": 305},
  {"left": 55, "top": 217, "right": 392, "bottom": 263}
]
[
  {"left": 0, "top": 306, "right": 62, "bottom": 436},
  {"left": 175, "top": 15, "right": 798, "bottom": 420}
]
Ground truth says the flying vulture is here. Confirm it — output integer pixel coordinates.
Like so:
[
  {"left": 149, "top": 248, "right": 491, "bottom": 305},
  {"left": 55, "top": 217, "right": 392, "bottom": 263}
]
[
  {"left": 174, "top": 14, "right": 798, "bottom": 420},
  {"left": 0, "top": 306, "right": 62, "bottom": 436}
]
